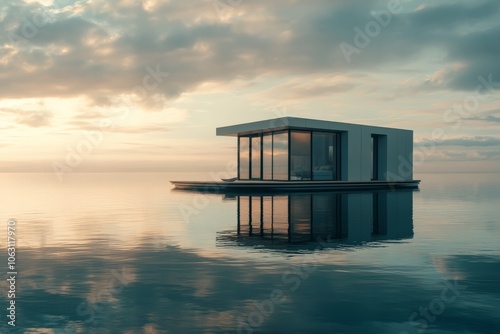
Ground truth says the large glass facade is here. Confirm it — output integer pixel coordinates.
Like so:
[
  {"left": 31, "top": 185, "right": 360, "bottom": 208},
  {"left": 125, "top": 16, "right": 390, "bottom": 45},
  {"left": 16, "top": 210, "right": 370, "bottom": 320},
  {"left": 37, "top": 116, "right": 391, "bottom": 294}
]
[
  {"left": 238, "top": 130, "right": 339, "bottom": 181},
  {"left": 239, "top": 136, "right": 249, "bottom": 180},
  {"left": 251, "top": 136, "right": 261, "bottom": 179},
  {"left": 290, "top": 131, "right": 311, "bottom": 180},
  {"left": 273, "top": 131, "right": 289, "bottom": 180},
  {"left": 262, "top": 134, "right": 273, "bottom": 180},
  {"left": 312, "top": 132, "right": 338, "bottom": 180}
]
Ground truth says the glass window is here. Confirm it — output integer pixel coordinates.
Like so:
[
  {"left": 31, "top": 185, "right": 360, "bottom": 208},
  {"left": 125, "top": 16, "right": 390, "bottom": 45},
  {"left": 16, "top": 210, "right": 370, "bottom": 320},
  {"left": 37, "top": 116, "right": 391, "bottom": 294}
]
[
  {"left": 263, "top": 134, "right": 272, "bottom": 180},
  {"left": 251, "top": 136, "right": 261, "bottom": 179},
  {"left": 312, "top": 132, "right": 338, "bottom": 180},
  {"left": 239, "top": 136, "right": 249, "bottom": 180},
  {"left": 290, "top": 131, "right": 311, "bottom": 180},
  {"left": 273, "top": 131, "right": 289, "bottom": 180}
]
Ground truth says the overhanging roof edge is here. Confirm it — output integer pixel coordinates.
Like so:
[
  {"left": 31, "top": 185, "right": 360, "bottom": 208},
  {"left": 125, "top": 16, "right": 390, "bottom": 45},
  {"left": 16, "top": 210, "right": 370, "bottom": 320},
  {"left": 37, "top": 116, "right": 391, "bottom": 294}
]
[{"left": 216, "top": 117, "right": 413, "bottom": 136}]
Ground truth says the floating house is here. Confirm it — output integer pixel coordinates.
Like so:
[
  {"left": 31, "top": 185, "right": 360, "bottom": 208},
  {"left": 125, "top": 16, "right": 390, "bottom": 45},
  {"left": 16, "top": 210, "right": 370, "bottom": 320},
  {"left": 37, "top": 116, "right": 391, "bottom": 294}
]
[{"left": 171, "top": 117, "right": 420, "bottom": 191}]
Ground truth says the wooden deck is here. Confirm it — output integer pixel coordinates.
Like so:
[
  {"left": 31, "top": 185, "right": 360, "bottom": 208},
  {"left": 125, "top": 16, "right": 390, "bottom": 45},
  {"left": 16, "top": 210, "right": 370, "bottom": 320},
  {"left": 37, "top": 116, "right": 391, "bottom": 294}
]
[{"left": 171, "top": 179, "right": 420, "bottom": 192}]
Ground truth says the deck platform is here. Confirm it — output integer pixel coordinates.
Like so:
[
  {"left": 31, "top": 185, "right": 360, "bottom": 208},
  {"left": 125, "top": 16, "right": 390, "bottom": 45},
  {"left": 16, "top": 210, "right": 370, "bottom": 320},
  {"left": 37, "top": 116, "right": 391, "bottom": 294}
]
[{"left": 171, "top": 179, "right": 420, "bottom": 192}]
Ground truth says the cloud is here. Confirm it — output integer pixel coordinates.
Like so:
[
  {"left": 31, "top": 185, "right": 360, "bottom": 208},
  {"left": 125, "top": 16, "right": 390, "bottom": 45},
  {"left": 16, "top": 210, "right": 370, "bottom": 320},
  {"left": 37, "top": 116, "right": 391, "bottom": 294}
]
[
  {"left": 0, "top": 107, "right": 53, "bottom": 127},
  {"left": 17, "top": 110, "right": 53, "bottom": 127},
  {"left": 417, "top": 136, "right": 500, "bottom": 147},
  {"left": 409, "top": 0, "right": 500, "bottom": 30},
  {"left": 256, "top": 75, "right": 357, "bottom": 101},
  {"left": 73, "top": 110, "right": 106, "bottom": 120},
  {"left": 65, "top": 120, "right": 170, "bottom": 133},
  {"left": 1, "top": 0, "right": 499, "bottom": 108},
  {"left": 426, "top": 148, "right": 500, "bottom": 162},
  {"left": 464, "top": 109, "right": 500, "bottom": 123}
]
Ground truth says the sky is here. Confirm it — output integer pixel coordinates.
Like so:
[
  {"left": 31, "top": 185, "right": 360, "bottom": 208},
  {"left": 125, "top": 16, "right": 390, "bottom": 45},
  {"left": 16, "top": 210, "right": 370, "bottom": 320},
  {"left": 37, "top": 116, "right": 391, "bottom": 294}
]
[{"left": 1, "top": 0, "right": 499, "bottom": 177}]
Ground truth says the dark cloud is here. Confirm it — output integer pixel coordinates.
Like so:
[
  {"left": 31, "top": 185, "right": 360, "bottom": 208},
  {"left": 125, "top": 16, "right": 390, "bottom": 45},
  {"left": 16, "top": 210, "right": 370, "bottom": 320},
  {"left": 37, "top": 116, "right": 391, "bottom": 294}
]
[
  {"left": 410, "top": 1, "right": 500, "bottom": 29},
  {"left": 464, "top": 109, "right": 500, "bottom": 123},
  {"left": 482, "top": 150, "right": 500, "bottom": 159},
  {"left": 0, "top": 0, "right": 499, "bottom": 105}
]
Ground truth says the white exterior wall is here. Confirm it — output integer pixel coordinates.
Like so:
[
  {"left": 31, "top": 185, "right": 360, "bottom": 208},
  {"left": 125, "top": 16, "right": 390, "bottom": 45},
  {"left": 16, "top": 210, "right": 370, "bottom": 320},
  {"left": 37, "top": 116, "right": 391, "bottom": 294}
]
[{"left": 354, "top": 125, "right": 413, "bottom": 181}]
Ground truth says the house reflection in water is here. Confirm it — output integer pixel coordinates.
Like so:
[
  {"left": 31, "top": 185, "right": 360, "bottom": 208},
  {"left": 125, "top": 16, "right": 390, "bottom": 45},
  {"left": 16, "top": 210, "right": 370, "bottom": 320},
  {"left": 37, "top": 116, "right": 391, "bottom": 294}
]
[{"left": 218, "top": 190, "right": 414, "bottom": 249}]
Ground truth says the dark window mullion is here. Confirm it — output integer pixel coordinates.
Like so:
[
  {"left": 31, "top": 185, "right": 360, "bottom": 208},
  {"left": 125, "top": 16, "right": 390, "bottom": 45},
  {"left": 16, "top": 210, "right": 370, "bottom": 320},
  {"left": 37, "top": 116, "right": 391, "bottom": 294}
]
[
  {"left": 310, "top": 130, "right": 314, "bottom": 181},
  {"left": 337, "top": 133, "right": 341, "bottom": 181},
  {"left": 260, "top": 134, "right": 263, "bottom": 180},
  {"left": 249, "top": 136, "right": 252, "bottom": 179},
  {"left": 271, "top": 132, "right": 274, "bottom": 180},
  {"left": 237, "top": 136, "right": 240, "bottom": 180},
  {"left": 287, "top": 130, "right": 291, "bottom": 181}
]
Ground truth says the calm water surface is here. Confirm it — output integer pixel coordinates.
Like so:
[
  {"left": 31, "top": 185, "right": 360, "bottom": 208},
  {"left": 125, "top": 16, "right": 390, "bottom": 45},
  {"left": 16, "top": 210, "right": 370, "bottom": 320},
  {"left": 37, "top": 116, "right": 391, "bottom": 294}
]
[{"left": 0, "top": 173, "right": 499, "bottom": 334}]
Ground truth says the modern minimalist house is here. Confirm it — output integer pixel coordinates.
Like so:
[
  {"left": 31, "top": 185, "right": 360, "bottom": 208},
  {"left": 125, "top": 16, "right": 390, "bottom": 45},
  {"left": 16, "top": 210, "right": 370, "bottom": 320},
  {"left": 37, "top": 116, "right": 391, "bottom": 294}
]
[{"left": 171, "top": 117, "right": 420, "bottom": 191}]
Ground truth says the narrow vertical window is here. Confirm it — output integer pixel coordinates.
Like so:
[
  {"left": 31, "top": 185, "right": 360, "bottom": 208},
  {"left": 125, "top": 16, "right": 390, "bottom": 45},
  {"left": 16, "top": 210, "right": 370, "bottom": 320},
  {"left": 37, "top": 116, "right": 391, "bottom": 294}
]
[
  {"left": 239, "top": 136, "right": 250, "bottom": 180},
  {"left": 312, "top": 132, "right": 338, "bottom": 180},
  {"left": 251, "top": 136, "right": 261, "bottom": 179},
  {"left": 273, "top": 131, "right": 289, "bottom": 180},
  {"left": 290, "top": 131, "right": 311, "bottom": 180},
  {"left": 263, "top": 134, "right": 273, "bottom": 180}
]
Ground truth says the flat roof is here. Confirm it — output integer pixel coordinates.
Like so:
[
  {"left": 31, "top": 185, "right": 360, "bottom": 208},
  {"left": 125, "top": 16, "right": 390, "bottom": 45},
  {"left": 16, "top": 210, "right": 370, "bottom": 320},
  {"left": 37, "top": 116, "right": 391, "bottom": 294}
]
[{"left": 216, "top": 117, "right": 412, "bottom": 136}]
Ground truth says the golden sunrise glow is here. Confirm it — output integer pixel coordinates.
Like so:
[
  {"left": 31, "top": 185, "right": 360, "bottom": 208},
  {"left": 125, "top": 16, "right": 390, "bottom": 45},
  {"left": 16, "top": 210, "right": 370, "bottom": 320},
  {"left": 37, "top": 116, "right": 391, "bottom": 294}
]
[{"left": 0, "top": 0, "right": 499, "bottom": 173}]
